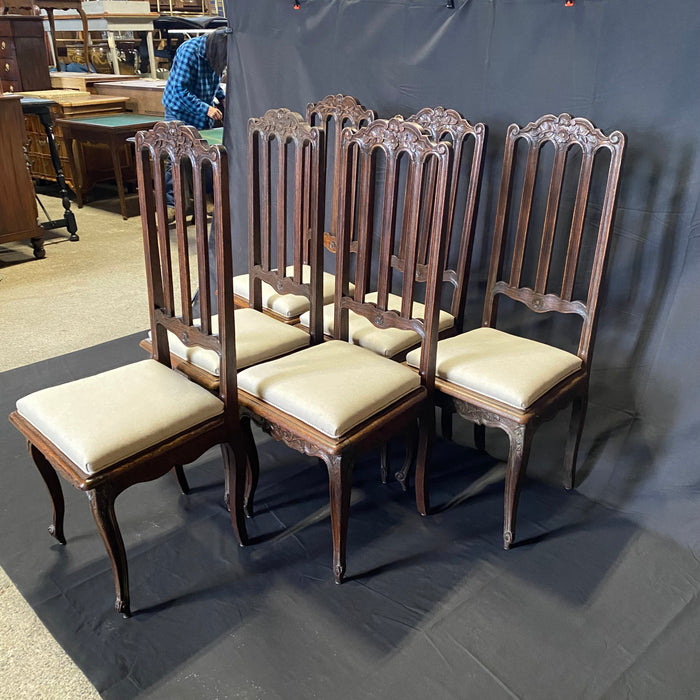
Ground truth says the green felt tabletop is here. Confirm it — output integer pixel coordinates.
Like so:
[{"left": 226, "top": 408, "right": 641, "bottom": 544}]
[
  {"left": 63, "top": 113, "right": 159, "bottom": 128},
  {"left": 199, "top": 127, "right": 224, "bottom": 145}
]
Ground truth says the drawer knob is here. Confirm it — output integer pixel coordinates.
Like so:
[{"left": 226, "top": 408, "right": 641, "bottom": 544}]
[
  {"left": 4, "top": 63, "right": 9, "bottom": 73},
  {"left": 1, "top": 41, "right": 5, "bottom": 51}
]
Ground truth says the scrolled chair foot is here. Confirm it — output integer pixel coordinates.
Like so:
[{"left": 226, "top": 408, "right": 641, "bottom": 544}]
[
  {"left": 334, "top": 563, "right": 345, "bottom": 585},
  {"left": 115, "top": 597, "right": 131, "bottom": 618},
  {"left": 503, "top": 531, "right": 513, "bottom": 550},
  {"left": 48, "top": 524, "right": 66, "bottom": 545}
]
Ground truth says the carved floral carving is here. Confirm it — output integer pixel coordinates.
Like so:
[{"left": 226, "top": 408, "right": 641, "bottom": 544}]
[
  {"left": 344, "top": 117, "right": 450, "bottom": 162},
  {"left": 307, "top": 94, "right": 375, "bottom": 127},
  {"left": 135, "top": 120, "right": 221, "bottom": 165},
  {"left": 513, "top": 113, "right": 624, "bottom": 155},
  {"left": 249, "top": 107, "right": 320, "bottom": 147}
]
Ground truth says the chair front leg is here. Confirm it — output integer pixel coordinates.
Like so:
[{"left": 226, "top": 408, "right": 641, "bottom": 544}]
[
  {"left": 503, "top": 423, "right": 533, "bottom": 550},
  {"left": 29, "top": 443, "right": 66, "bottom": 545},
  {"left": 87, "top": 485, "right": 130, "bottom": 617},
  {"left": 324, "top": 453, "right": 354, "bottom": 584}
]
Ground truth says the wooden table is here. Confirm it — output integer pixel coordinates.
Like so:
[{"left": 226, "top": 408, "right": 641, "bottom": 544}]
[
  {"left": 50, "top": 71, "right": 140, "bottom": 93},
  {"left": 57, "top": 112, "right": 158, "bottom": 219},
  {"left": 36, "top": 0, "right": 91, "bottom": 73}
]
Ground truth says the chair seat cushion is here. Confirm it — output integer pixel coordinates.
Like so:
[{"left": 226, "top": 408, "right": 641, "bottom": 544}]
[
  {"left": 298, "top": 292, "right": 454, "bottom": 358},
  {"left": 406, "top": 327, "right": 582, "bottom": 410},
  {"left": 234, "top": 265, "right": 349, "bottom": 319},
  {"left": 237, "top": 340, "right": 421, "bottom": 438},
  {"left": 16, "top": 359, "right": 224, "bottom": 474},
  {"left": 160, "top": 307, "right": 310, "bottom": 377}
]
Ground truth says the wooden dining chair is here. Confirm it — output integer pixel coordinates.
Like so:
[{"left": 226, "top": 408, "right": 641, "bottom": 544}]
[
  {"left": 408, "top": 113, "right": 625, "bottom": 548},
  {"left": 8, "top": 122, "right": 251, "bottom": 617},
  {"left": 232, "top": 95, "right": 375, "bottom": 324},
  {"left": 299, "top": 107, "right": 486, "bottom": 363},
  {"left": 237, "top": 117, "right": 452, "bottom": 583},
  {"left": 138, "top": 109, "right": 317, "bottom": 394}
]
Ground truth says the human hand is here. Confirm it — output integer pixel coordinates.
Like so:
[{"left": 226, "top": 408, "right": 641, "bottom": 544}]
[{"left": 207, "top": 105, "right": 223, "bottom": 120}]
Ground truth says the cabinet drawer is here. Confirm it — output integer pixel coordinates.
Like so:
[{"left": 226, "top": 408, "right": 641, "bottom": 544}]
[
  {"left": 0, "top": 78, "right": 20, "bottom": 93},
  {"left": 2, "top": 56, "right": 19, "bottom": 80},
  {"left": 0, "top": 37, "right": 17, "bottom": 58}
]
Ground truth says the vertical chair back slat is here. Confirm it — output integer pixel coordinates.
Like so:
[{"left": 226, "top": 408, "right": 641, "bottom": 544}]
[
  {"left": 510, "top": 144, "right": 540, "bottom": 288},
  {"left": 535, "top": 144, "right": 568, "bottom": 294},
  {"left": 561, "top": 152, "right": 594, "bottom": 301}
]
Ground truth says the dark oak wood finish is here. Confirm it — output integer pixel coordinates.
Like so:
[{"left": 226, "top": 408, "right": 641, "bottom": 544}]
[
  {"left": 9, "top": 122, "right": 252, "bottom": 616},
  {"left": 0, "top": 94, "right": 44, "bottom": 258},
  {"left": 418, "top": 113, "right": 625, "bottom": 549},
  {"left": 240, "top": 117, "right": 452, "bottom": 583}
]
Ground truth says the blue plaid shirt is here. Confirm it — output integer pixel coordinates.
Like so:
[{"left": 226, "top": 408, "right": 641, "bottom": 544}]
[{"left": 162, "top": 34, "right": 225, "bottom": 130}]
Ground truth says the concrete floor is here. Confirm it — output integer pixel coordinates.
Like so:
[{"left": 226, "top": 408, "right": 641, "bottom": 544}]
[{"left": 0, "top": 186, "right": 148, "bottom": 698}]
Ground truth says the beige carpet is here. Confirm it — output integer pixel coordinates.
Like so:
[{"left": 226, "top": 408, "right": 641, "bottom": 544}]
[{"left": 0, "top": 187, "right": 149, "bottom": 698}]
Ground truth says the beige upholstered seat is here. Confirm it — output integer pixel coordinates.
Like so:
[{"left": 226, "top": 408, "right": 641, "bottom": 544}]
[
  {"left": 299, "top": 292, "right": 454, "bottom": 358},
  {"left": 238, "top": 340, "right": 421, "bottom": 438},
  {"left": 159, "top": 307, "right": 310, "bottom": 377},
  {"left": 406, "top": 327, "right": 582, "bottom": 410},
  {"left": 233, "top": 266, "right": 341, "bottom": 321},
  {"left": 16, "top": 359, "right": 224, "bottom": 474}
]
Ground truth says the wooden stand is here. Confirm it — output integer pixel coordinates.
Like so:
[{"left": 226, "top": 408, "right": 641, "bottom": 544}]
[{"left": 0, "top": 95, "right": 45, "bottom": 258}]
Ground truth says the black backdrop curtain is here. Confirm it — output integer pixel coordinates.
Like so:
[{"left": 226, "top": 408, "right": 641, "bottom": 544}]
[{"left": 222, "top": 0, "right": 700, "bottom": 550}]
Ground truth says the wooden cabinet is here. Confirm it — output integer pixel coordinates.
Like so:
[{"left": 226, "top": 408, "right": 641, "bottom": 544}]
[
  {"left": 0, "top": 15, "right": 51, "bottom": 94},
  {"left": 0, "top": 95, "right": 44, "bottom": 258}
]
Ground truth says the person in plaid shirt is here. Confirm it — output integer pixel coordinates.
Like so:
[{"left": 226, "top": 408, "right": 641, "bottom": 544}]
[{"left": 162, "top": 27, "right": 230, "bottom": 216}]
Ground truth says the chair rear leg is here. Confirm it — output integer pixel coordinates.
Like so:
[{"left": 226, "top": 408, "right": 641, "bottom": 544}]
[
  {"left": 87, "top": 486, "right": 130, "bottom": 617},
  {"left": 564, "top": 393, "right": 588, "bottom": 490},
  {"left": 474, "top": 424, "right": 486, "bottom": 452},
  {"left": 324, "top": 453, "right": 354, "bottom": 584},
  {"left": 241, "top": 416, "right": 259, "bottom": 518},
  {"left": 172, "top": 465, "right": 190, "bottom": 495},
  {"left": 395, "top": 421, "right": 418, "bottom": 492},
  {"left": 380, "top": 443, "right": 390, "bottom": 484},
  {"left": 415, "top": 405, "right": 436, "bottom": 516},
  {"left": 503, "top": 424, "right": 533, "bottom": 550},
  {"left": 440, "top": 405, "right": 453, "bottom": 440},
  {"left": 29, "top": 443, "right": 66, "bottom": 545}
]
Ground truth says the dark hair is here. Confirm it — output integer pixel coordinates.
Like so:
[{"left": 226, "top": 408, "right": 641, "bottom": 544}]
[{"left": 206, "top": 27, "right": 230, "bottom": 75}]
